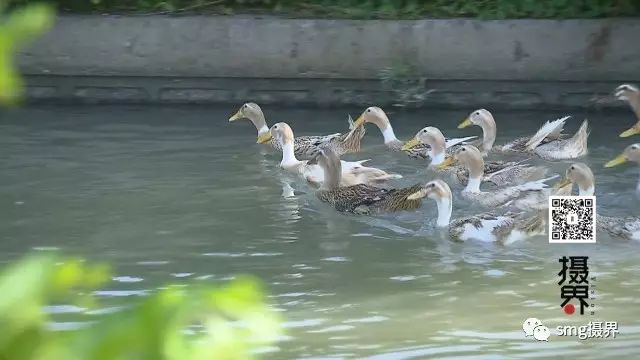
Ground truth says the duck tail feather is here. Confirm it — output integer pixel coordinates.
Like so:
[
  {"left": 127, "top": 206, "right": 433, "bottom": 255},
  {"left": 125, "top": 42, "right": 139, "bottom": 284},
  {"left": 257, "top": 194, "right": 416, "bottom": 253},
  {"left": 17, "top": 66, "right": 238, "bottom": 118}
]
[{"left": 525, "top": 116, "right": 570, "bottom": 151}]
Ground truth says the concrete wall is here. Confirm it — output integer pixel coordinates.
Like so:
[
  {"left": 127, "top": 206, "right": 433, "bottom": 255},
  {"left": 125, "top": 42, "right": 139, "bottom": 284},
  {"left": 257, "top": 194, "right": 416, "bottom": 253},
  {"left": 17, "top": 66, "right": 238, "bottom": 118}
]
[
  {"left": 18, "top": 15, "right": 640, "bottom": 107},
  {"left": 22, "top": 74, "right": 627, "bottom": 110}
]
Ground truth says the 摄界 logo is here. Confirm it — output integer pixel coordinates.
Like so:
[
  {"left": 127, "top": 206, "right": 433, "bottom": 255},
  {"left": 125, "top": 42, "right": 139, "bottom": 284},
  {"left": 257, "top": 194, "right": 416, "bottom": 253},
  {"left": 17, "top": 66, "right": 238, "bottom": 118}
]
[{"left": 558, "top": 256, "right": 593, "bottom": 315}]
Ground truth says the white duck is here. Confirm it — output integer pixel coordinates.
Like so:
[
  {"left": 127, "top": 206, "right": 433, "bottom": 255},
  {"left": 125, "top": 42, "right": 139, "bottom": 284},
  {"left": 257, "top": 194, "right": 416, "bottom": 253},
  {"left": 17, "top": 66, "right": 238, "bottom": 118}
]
[
  {"left": 258, "top": 122, "right": 401, "bottom": 187},
  {"left": 353, "top": 106, "right": 475, "bottom": 159},
  {"left": 411, "top": 179, "right": 547, "bottom": 245},
  {"left": 402, "top": 126, "right": 547, "bottom": 187},
  {"left": 229, "top": 102, "right": 364, "bottom": 159},
  {"left": 458, "top": 109, "right": 589, "bottom": 160},
  {"left": 438, "top": 145, "right": 556, "bottom": 208}
]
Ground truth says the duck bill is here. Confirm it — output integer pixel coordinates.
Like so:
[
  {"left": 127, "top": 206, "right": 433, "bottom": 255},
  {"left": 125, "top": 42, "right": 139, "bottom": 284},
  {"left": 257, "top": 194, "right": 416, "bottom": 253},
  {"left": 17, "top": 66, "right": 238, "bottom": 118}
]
[
  {"left": 458, "top": 118, "right": 473, "bottom": 129},
  {"left": 605, "top": 153, "right": 628, "bottom": 168},
  {"left": 228, "top": 110, "right": 243, "bottom": 122},
  {"left": 401, "top": 137, "right": 420, "bottom": 151},
  {"left": 553, "top": 177, "right": 572, "bottom": 190},
  {"left": 407, "top": 188, "right": 428, "bottom": 201},
  {"left": 353, "top": 115, "right": 366, "bottom": 128},
  {"left": 619, "top": 125, "right": 640, "bottom": 138},
  {"left": 256, "top": 132, "right": 273, "bottom": 144},
  {"left": 436, "top": 156, "right": 456, "bottom": 170}
]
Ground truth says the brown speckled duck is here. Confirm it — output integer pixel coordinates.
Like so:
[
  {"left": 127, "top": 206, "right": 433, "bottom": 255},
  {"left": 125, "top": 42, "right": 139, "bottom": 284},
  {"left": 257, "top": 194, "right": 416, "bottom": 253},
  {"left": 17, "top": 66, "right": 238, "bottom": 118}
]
[{"left": 308, "top": 148, "right": 426, "bottom": 214}]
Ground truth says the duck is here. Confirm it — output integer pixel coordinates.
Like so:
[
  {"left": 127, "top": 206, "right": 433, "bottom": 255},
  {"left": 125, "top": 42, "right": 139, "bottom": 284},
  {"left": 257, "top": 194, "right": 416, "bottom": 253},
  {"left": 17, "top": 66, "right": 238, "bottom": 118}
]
[
  {"left": 307, "top": 148, "right": 427, "bottom": 214},
  {"left": 229, "top": 102, "right": 365, "bottom": 159},
  {"left": 401, "top": 126, "right": 547, "bottom": 187},
  {"left": 353, "top": 106, "right": 475, "bottom": 159},
  {"left": 438, "top": 145, "right": 555, "bottom": 208},
  {"left": 412, "top": 179, "right": 547, "bottom": 244},
  {"left": 258, "top": 122, "right": 401, "bottom": 187},
  {"left": 509, "top": 163, "right": 589, "bottom": 210},
  {"left": 614, "top": 84, "right": 640, "bottom": 137},
  {"left": 605, "top": 143, "right": 640, "bottom": 193},
  {"left": 458, "top": 109, "right": 589, "bottom": 160},
  {"left": 554, "top": 163, "right": 595, "bottom": 196},
  {"left": 555, "top": 163, "right": 640, "bottom": 241}
]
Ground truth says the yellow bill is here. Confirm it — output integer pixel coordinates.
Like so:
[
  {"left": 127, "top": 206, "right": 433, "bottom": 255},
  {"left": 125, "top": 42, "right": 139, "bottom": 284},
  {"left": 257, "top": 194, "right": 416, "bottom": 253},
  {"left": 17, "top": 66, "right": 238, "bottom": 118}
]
[
  {"left": 256, "top": 132, "right": 273, "bottom": 144},
  {"left": 604, "top": 153, "right": 627, "bottom": 168},
  {"left": 353, "top": 115, "right": 366, "bottom": 128},
  {"left": 436, "top": 155, "right": 456, "bottom": 170},
  {"left": 458, "top": 118, "right": 473, "bottom": 129},
  {"left": 619, "top": 125, "right": 640, "bottom": 138},
  {"left": 401, "top": 137, "right": 420, "bottom": 151},
  {"left": 553, "top": 177, "right": 572, "bottom": 190},
  {"left": 228, "top": 110, "right": 243, "bottom": 122}
]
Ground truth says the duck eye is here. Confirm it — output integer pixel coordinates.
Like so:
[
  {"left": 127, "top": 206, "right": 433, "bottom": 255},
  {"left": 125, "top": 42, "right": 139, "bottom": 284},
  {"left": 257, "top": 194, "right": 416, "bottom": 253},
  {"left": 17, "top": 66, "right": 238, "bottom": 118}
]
[
  {"left": 461, "top": 148, "right": 466, "bottom": 152},
  {"left": 570, "top": 165, "right": 575, "bottom": 170},
  {"left": 474, "top": 111, "right": 480, "bottom": 115},
  {"left": 243, "top": 104, "right": 247, "bottom": 109},
  {"left": 366, "top": 109, "right": 371, "bottom": 113},
  {"left": 422, "top": 129, "right": 427, "bottom": 133}
]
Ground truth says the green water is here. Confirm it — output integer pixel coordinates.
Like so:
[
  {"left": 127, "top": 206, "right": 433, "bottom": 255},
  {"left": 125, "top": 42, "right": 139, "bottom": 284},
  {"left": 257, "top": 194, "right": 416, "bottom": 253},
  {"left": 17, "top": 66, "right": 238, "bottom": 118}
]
[{"left": 1, "top": 105, "right": 640, "bottom": 359}]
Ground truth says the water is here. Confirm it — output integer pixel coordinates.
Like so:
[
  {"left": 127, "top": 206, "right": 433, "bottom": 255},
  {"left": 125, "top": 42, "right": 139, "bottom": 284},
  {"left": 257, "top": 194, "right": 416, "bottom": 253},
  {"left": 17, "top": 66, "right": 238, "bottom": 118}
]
[{"left": 2, "top": 105, "right": 640, "bottom": 359}]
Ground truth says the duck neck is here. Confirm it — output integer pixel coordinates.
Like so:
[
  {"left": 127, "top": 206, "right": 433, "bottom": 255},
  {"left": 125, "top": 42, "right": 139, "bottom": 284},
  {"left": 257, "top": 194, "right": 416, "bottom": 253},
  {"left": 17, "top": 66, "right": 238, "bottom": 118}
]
[
  {"left": 321, "top": 159, "right": 341, "bottom": 190},
  {"left": 430, "top": 150, "right": 445, "bottom": 166},
  {"left": 577, "top": 181, "right": 594, "bottom": 196},
  {"left": 463, "top": 158, "right": 484, "bottom": 192},
  {"left": 578, "top": 186, "right": 594, "bottom": 196},
  {"left": 480, "top": 118, "right": 497, "bottom": 151},
  {"left": 250, "top": 114, "right": 269, "bottom": 136},
  {"left": 629, "top": 94, "right": 640, "bottom": 121},
  {"left": 280, "top": 142, "right": 299, "bottom": 167},
  {"left": 465, "top": 177, "right": 482, "bottom": 192},
  {"left": 257, "top": 125, "right": 270, "bottom": 136},
  {"left": 381, "top": 125, "right": 399, "bottom": 145},
  {"left": 435, "top": 196, "right": 452, "bottom": 227},
  {"left": 428, "top": 138, "right": 446, "bottom": 165}
]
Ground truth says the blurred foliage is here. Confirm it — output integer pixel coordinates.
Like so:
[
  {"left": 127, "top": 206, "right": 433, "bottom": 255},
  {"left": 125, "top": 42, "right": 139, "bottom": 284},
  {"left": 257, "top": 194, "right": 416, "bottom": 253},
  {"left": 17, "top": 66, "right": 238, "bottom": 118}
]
[
  {"left": 8, "top": 0, "right": 640, "bottom": 18},
  {"left": 0, "top": 0, "right": 55, "bottom": 105},
  {"left": 0, "top": 255, "right": 282, "bottom": 359}
]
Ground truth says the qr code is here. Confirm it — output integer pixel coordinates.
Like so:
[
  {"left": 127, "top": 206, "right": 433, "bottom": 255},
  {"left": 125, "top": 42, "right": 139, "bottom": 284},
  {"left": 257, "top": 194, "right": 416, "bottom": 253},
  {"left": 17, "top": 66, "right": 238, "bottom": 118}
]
[{"left": 548, "top": 196, "right": 596, "bottom": 243}]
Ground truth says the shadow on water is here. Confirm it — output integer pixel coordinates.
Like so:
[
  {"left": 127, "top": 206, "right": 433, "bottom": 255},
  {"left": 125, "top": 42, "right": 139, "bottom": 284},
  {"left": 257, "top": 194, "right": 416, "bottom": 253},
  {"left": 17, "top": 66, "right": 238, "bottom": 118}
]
[{"left": 1, "top": 105, "right": 640, "bottom": 359}]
